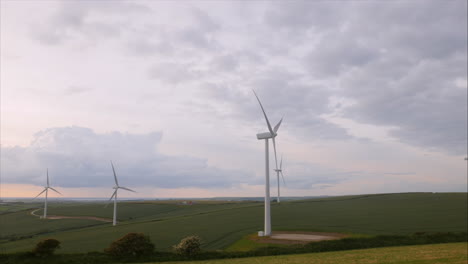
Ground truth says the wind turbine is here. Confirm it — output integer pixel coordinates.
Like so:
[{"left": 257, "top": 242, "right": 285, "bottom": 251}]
[
  {"left": 34, "top": 169, "right": 62, "bottom": 219},
  {"left": 274, "top": 155, "right": 286, "bottom": 203},
  {"left": 107, "top": 161, "right": 136, "bottom": 226},
  {"left": 253, "top": 90, "right": 283, "bottom": 236}
]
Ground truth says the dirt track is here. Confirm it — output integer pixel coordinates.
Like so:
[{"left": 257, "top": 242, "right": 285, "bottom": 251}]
[
  {"left": 30, "top": 209, "right": 112, "bottom": 222},
  {"left": 253, "top": 231, "right": 347, "bottom": 245}
]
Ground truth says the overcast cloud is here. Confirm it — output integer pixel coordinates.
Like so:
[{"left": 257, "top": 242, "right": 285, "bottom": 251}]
[
  {"left": 1, "top": 0, "right": 466, "bottom": 197},
  {"left": 2, "top": 127, "right": 252, "bottom": 188}
]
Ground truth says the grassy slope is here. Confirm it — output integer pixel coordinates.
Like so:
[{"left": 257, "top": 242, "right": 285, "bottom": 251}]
[
  {"left": 153, "top": 242, "right": 468, "bottom": 264},
  {"left": 0, "top": 193, "right": 466, "bottom": 253}
]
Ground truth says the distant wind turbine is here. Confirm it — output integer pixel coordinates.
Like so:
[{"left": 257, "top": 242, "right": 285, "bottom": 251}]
[
  {"left": 107, "top": 161, "right": 136, "bottom": 226},
  {"left": 34, "top": 169, "right": 62, "bottom": 219},
  {"left": 274, "top": 155, "right": 286, "bottom": 203},
  {"left": 253, "top": 89, "right": 283, "bottom": 236}
]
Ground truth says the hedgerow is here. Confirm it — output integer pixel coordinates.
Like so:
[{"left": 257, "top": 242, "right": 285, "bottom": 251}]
[{"left": 0, "top": 232, "right": 465, "bottom": 264}]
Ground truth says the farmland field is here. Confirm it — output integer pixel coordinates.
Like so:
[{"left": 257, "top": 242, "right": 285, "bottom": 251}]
[
  {"left": 0, "top": 192, "right": 466, "bottom": 254},
  {"left": 149, "top": 242, "right": 468, "bottom": 264}
]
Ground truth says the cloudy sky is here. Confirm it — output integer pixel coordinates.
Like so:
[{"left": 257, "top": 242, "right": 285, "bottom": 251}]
[{"left": 1, "top": 0, "right": 466, "bottom": 198}]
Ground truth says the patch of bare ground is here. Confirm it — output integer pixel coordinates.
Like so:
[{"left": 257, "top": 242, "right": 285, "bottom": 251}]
[
  {"left": 45, "top": 215, "right": 112, "bottom": 222},
  {"left": 251, "top": 231, "right": 348, "bottom": 245}
]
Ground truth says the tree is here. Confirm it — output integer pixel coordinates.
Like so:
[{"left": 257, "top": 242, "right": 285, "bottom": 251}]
[
  {"left": 105, "top": 232, "right": 155, "bottom": 257},
  {"left": 173, "top": 235, "right": 202, "bottom": 256},
  {"left": 33, "top": 238, "right": 61, "bottom": 257}
]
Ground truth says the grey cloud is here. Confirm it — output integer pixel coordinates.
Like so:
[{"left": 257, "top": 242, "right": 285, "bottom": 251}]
[
  {"left": 264, "top": 0, "right": 466, "bottom": 154},
  {"left": 208, "top": 51, "right": 266, "bottom": 74},
  {"left": 33, "top": 1, "right": 150, "bottom": 45},
  {"left": 26, "top": 0, "right": 467, "bottom": 157},
  {"left": 63, "top": 85, "right": 93, "bottom": 95},
  {"left": 211, "top": 54, "right": 239, "bottom": 72},
  {"left": 190, "top": 7, "right": 220, "bottom": 33},
  {"left": 1, "top": 127, "right": 251, "bottom": 188},
  {"left": 123, "top": 7, "right": 221, "bottom": 57},
  {"left": 354, "top": 1, "right": 467, "bottom": 60},
  {"left": 264, "top": 1, "right": 345, "bottom": 31},
  {"left": 126, "top": 38, "right": 174, "bottom": 57},
  {"left": 175, "top": 27, "right": 219, "bottom": 51},
  {"left": 174, "top": 8, "right": 220, "bottom": 50},
  {"left": 342, "top": 53, "right": 467, "bottom": 155},
  {"left": 201, "top": 68, "right": 351, "bottom": 140},
  {"left": 306, "top": 35, "right": 381, "bottom": 76},
  {"left": 148, "top": 62, "right": 201, "bottom": 84}
]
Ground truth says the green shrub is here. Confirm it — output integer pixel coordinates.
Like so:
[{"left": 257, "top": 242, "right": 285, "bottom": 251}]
[
  {"left": 173, "top": 235, "right": 202, "bottom": 256},
  {"left": 33, "top": 238, "right": 61, "bottom": 257},
  {"left": 105, "top": 232, "right": 154, "bottom": 257}
]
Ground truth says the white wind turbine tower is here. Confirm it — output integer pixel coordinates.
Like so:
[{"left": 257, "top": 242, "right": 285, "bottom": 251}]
[
  {"left": 274, "top": 155, "right": 286, "bottom": 203},
  {"left": 107, "top": 161, "right": 136, "bottom": 226},
  {"left": 34, "top": 169, "right": 62, "bottom": 219},
  {"left": 253, "top": 90, "right": 283, "bottom": 236}
]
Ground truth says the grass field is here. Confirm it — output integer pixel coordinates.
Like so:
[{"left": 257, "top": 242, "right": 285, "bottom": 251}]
[
  {"left": 0, "top": 209, "right": 105, "bottom": 240},
  {"left": 148, "top": 242, "right": 468, "bottom": 264},
  {"left": 0, "top": 192, "right": 466, "bottom": 254},
  {"left": 0, "top": 202, "right": 38, "bottom": 214}
]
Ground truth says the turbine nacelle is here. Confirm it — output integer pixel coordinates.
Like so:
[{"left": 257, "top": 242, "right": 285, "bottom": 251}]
[{"left": 256, "top": 131, "right": 276, "bottom": 140}]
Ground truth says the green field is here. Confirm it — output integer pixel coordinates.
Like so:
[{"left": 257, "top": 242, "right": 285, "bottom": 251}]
[
  {"left": 0, "top": 193, "right": 466, "bottom": 254},
  {"left": 150, "top": 242, "right": 468, "bottom": 264}
]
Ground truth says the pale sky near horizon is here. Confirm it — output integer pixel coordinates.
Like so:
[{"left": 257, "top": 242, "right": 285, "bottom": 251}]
[{"left": 1, "top": 0, "right": 467, "bottom": 198}]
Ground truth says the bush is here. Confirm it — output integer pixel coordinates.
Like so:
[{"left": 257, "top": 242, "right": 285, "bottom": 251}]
[
  {"left": 105, "top": 232, "right": 154, "bottom": 257},
  {"left": 33, "top": 238, "right": 61, "bottom": 257},
  {"left": 173, "top": 235, "right": 202, "bottom": 256}
]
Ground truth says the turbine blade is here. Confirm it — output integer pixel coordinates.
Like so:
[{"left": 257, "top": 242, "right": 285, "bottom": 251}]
[
  {"left": 111, "top": 161, "right": 119, "bottom": 186},
  {"left": 119, "top": 187, "right": 136, "bottom": 193},
  {"left": 105, "top": 190, "right": 117, "bottom": 208},
  {"left": 252, "top": 89, "right": 274, "bottom": 135},
  {"left": 49, "top": 187, "right": 62, "bottom": 195},
  {"left": 272, "top": 137, "right": 278, "bottom": 170},
  {"left": 34, "top": 189, "right": 47, "bottom": 199},
  {"left": 280, "top": 171, "right": 286, "bottom": 186},
  {"left": 47, "top": 169, "right": 49, "bottom": 187},
  {"left": 273, "top": 117, "right": 283, "bottom": 133}
]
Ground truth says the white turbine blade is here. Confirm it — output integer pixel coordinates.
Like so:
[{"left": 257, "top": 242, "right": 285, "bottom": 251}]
[
  {"left": 111, "top": 161, "right": 119, "bottom": 186},
  {"left": 252, "top": 89, "right": 274, "bottom": 135},
  {"left": 47, "top": 169, "right": 49, "bottom": 187},
  {"left": 34, "top": 189, "right": 47, "bottom": 199},
  {"left": 105, "top": 190, "right": 117, "bottom": 207},
  {"left": 119, "top": 186, "right": 136, "bottom": 193},
  {"left": 272, "top": 137, "right": 278, "bottom": 170},
  {"left": 49, "top": 187, "right": 62, "bottom": 195},
  {"left": 280, "top": 171, "right": 286, "bottom": 186},
  {"left": 273, "top": 117, "right": 283, "bottom": 133}
]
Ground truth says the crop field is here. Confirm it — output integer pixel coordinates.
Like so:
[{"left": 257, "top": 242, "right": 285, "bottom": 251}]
[
  {"left": 0, "top": 192, "right": 466, "bottom": 254},
  {"left": 149, "top": 242, "right": 468, "bottom": 264},
  {"left": 0, "top": 202, "right": 38, "bottom": 214}
]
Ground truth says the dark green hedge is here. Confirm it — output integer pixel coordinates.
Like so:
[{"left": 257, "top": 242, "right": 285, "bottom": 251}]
[{"left": 0, "top": 232, "right": 466, "bottom": 264}]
